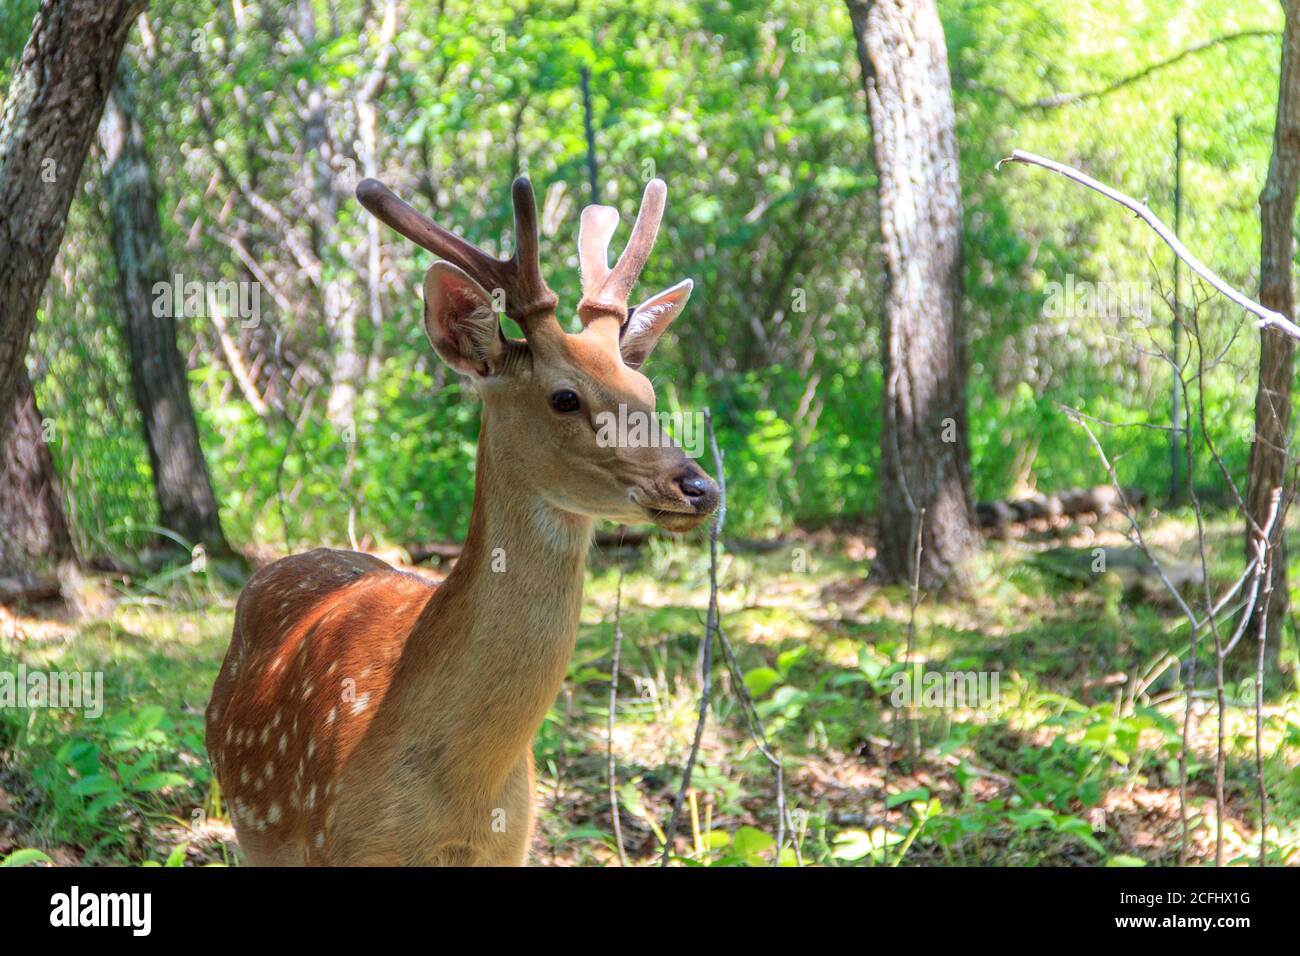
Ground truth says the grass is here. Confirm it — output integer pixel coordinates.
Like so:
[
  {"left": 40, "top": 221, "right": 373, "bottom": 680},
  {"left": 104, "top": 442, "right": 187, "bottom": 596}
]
[{"left": 1, "top": 510, "right": 1298, "bottom": 866}]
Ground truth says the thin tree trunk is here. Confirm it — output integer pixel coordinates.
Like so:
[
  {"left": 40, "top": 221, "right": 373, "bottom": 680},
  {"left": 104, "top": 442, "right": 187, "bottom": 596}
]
[
  {"left": 1245, "top": 2, "right": 1300, "bottom": 661},
  {"left": 292, "top": 3, "right": 359, "bottom": 432},
  {"left": 0, "top": 0, "right": 146, "bottom": 446},
  {"left": 98, "top": 57, "right": 231, "bottom": 556},
  {"left": 355, "top": 0, "right": 398, "bottom": 384},
  {"left": 847, "top": 0, "right": 979, "bottom": 586},
  {"left": 0, "top": 370, "right": 74, "bottom": 581}
]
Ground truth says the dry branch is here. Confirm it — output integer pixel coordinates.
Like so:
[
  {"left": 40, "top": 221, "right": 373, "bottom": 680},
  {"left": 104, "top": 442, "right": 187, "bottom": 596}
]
[
  {"left": 660, "top": 409, "right": 725, "bottom": 866},
  {"left": 998, "top": 150, "right": 1300, "bottom": 341}
]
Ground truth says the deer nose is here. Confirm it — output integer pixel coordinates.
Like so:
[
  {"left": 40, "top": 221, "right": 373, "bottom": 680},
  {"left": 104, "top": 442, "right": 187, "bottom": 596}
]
[{"left": 675, "top": 467, "right": 720, "bottom": 512}]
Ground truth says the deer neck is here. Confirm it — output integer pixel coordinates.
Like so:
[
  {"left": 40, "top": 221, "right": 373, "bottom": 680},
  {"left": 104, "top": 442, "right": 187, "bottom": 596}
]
[{"left": 397, "top": 408, "right": 593, "bottom": 793}]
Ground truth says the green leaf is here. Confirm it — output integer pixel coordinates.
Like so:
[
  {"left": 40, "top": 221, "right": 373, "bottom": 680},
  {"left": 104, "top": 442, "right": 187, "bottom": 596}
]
[
  {"left": 732, "top": 826, "right": 775, "bottom": 860},
  {"left": 85, "top": 792, "right": 125, "bottom": 818},
  {"left": 832, "top": 827, "right": 901, "bottom": 862},
  {"left": 132, "top": 706, "right": 166, "bottom": 732},
  {"left": 69, "top": 774, "right": 119, "bottom": 797},
  {"left": 776, "top": 647, "right": 807, "bottom": 675},
  {"left": 886, "top": 787, "right": 930, "bottom": 809},
  {"left": 132, "top": 772, "right": 188, "bottom": 793},
  {"left": 1106, "top": 855, "right": 1148, "bottom": 867},
  {"left": 705, "top": 830, "right": 730, "bottom": 849},
  {"left": 1, "top": 849, "right": 53, "bottom": 867},
  {"left": 832, "top": 829, "right": 875, "bottom": 862},
  {"left": 743, "top": 667, "right": 781, "bottom": 698}
]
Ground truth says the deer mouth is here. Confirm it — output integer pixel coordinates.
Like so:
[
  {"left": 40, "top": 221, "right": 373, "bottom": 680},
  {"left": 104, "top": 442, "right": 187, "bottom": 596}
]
[{"left": 641, "top": 505, "right": 711, "bottom": 533}]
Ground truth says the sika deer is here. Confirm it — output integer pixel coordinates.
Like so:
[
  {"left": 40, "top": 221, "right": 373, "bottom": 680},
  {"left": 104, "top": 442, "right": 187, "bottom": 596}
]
[{"left": 205, "top": 175, "right": 717, "bottom": 865}]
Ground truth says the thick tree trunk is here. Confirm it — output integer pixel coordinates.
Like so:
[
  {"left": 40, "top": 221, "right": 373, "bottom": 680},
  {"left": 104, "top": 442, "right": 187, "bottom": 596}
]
[
  {"left": 98, "top": 58, "right": 231, "bottom": 555},
  {"left": 847, "top": 0, "right": 980, "bottom": 586},
  {"left": 0, "top": 370, "right": 74, "bottom": 581},
  {"left": 1245, "top": 2, "right": 1300, "bottom": 660},
  {"left": 0, "top": 0, "right": 146, "bottom": 446}
]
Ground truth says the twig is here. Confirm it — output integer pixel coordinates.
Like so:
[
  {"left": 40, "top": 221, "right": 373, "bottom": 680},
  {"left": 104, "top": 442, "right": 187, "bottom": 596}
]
[
  {"left": 994, "top": 30, "right": 1280, "bottom": 110},
  {"left": 607, "top": 565, "right": 629, "bottom": 866},
  {"left": 998, "top": 150, "right": 1300, "bottom": 341},
  {"left": 1253, "top": 489, "right": 1281, "bottom": 867},
  {"left": 716, "top": 623, "right": 802, "bottom": 866},
  {"left": 880, "top": 505, "right": 926, "bottom": 867},
  {"left": 1063, "top": 407, "right": 1200, "bottom": 627},
  {"left": 660, "top": 409, "right": 725, "bottom": 866}
]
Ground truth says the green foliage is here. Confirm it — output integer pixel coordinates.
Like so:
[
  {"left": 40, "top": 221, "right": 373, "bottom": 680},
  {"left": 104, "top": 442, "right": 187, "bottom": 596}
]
[{"left": 12, "top": 0, "right": 1285, "bottom": 551}]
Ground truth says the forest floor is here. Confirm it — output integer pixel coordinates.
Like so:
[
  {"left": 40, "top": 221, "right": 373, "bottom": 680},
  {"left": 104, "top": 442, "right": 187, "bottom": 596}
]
[{"left": 1, "top": 510, "right": 1298, "bottom": 866}]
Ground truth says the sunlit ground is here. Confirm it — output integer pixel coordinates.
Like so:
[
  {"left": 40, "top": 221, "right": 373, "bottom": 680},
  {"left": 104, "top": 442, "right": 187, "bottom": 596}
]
[{"left": 2, "top": 511, "right": 1298, "bottom": 866}]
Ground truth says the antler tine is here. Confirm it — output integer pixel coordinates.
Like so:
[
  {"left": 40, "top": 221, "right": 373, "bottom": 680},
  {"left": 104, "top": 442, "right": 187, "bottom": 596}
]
[
  {"left": 607, "top": 178, "right": 667, "bottom": 302},
  {"left": 576, "top": 179, "right": 667, "bottom": 324},
  {"left": 356, "top": 177, "right": 556, "bottom": 327},
  {"left": 356, "top": 178, "right": 497, "bottom": 282},
  {"left": 506, "top": 177, "right": 558, "bottom": 321},
  {"left": 577, "top": 204, "right": 619, "bottom": 302}
]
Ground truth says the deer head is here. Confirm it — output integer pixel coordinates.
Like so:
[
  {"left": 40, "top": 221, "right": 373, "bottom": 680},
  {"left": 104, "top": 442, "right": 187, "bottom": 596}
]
[{"left": 356, "top": 176, "right": 718, "bottom": 532}]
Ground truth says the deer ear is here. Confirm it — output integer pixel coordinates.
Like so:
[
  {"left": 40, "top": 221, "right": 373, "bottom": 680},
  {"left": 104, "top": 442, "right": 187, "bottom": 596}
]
[
  {"left": 620, "top": 279, "right": 692, "bottom": 369},
  {"left": 423, "top": 262, "right": 505, "bottom": 377}
]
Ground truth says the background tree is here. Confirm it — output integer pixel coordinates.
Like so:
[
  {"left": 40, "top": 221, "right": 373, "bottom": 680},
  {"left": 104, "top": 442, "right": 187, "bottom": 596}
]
[
  {"left": 847, "top": 0, "right": 980, "bottom": 585},
  {"left": 0, "top": 0, "right": 144, "bottom": 586},
  {"left": 0, "top": 371, "right": 73, "bottom": 598},
  {"left": 1245, "top": 0, "right": 1300, "bottom": 656},
  {"left": 97, "top": 58, "right": 230, "bottom": 557}
]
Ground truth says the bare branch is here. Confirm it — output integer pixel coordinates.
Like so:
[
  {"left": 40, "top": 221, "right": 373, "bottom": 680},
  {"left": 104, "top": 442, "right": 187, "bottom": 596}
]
[
  {"left": 607, "top": 566, "right": 629, "bottom": 867},
  {"left": 1006, "top": 30, "right": 1280, "bottom": 109},
  {"left": 998, "top": 150, "right": 1300, "bottom": 341},
  {"left": 660, "top": 409, "right": 725, "bottom": 866}
]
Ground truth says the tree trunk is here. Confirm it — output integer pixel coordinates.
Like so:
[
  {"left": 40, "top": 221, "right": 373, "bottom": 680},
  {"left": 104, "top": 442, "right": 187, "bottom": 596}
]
[
  {"left": 1245, "top": 1, "right": 1300, "bottom": 661},
  {"left": 0, "top": 0, "right": 146, "bottom": 447},
  {"left": 847, "top": 0, "right": 980, "bottom": 586},
  {"left": 98, "top": 57, "right": 231, "bottom": 556},
  {"left": 0, "top": 370, "right": 74, "bottom": 580},
  {"left": 291, "top": 3, "right": 360, "bottom": 433}
]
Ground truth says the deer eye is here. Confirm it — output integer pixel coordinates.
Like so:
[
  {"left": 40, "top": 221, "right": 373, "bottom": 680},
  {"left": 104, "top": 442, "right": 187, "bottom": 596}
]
[{"left": 550, "top": 389, "right": 581, "bottom": 413}]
